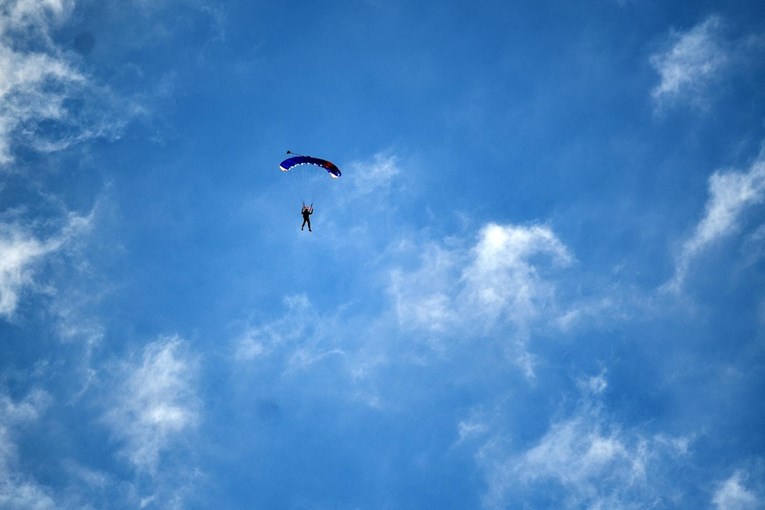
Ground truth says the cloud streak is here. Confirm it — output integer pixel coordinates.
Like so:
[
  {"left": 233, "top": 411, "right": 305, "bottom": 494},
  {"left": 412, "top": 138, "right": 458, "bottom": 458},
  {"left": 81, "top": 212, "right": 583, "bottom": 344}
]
[
  {"left": 713, "top": 470, "right": 762, "bottom": 510},
  {"left": 389, "top": 222, "right": 572, "bottom": 375},
  {"left": 0, "top": 389, "right": 55, "bottom": 510},
  {"left": 666, "top": 148, "right": 765, "bottom": 291},
  {"left": 236, "top": 221, "right": 576, "bottom": 387},
  {"left": 103, "top": 336, "right": 200, "bottom": 473},
  {"left": 0, "top": 0, "right": 135, "bottom": 167},
  {"left": 650, "top": 16, "right": 728, "bottom": 110},
  {"left": 475, "top": 389, "right": 691, "bottom": 509},
  {"left": 0, "top": 213, "right": 91, "bottom": 318},
  {"left": 346, "top": 152, "right": 401, "bottom": 197},
  {"left": 391, "top": 224, "right": 572, "bottom": 331}
]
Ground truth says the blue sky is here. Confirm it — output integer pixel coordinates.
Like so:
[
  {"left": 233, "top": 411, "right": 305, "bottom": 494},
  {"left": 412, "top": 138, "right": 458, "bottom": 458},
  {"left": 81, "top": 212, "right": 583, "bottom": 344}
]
[{"left": 1, "top": 0, "right": 765, "bottom": 508}]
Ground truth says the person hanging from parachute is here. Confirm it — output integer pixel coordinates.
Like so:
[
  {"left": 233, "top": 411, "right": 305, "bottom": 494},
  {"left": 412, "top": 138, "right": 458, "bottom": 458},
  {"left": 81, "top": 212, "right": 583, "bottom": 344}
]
[
  {"left": 279, "top": 151, "right": 341, "bottom": 232},
  {"left": 301, "top": 202, "right": 313, "bottom": 232}
]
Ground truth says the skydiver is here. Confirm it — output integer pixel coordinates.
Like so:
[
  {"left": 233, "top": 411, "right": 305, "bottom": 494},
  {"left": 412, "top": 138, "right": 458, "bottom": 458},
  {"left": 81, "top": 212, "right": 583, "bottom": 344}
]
[{"left": 301, "top": 203, "right": 313, "bottom": 232}]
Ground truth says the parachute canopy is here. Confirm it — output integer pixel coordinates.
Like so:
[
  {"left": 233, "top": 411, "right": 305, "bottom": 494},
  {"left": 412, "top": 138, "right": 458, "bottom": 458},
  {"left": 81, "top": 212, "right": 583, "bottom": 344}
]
[{"left": 279, "top": 155, "right": 341, "bottom": 179}]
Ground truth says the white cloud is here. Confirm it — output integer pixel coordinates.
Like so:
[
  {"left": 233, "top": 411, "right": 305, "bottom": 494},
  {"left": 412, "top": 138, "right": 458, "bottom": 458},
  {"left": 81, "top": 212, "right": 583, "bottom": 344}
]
[
  {"left": 234, "top": 294, "right": 321, "bottom": 362},
  {"left": 0, "top": 213, "right": 91, "bottom": 318},
  {"left": 514, "top": 418, "right": 640, "bottom": 487},
  {"left": 713, "top": 471, "right": 762, "bottom": 510},
  {"left": 238, "top": 222, "right": 575, "bottom": 392},
  {"left": 389, "top": 223, "right": 572, "bottom": 376},
  {"left": 650, "top": 16, "right": 728, "bottom": 109},
  {"left": 0, "top": 390, "right": 56, "bottom": 510},
  {"left": 463, "top": 223, "right": 572, "bottom": 325},
  {"left": 475, "top": 398, "right": 691, "bottom": 509},
  {"left": 456, "top": 417, "right": 490, "bottom": 445},
  {"left": 391, "top": 223, "right": 572, "bottom": 331},
  {"left": 0, "top": 226, "right": 57, "bottom": 316},
  {"left": 234, "top": 295, "right": 369, "bottom": 386},
  {"left": 0, "top": 0, "right": 73, "bottom": 40},
  {"left": 232, "top": 294, "right": 396, "bottom": 413},
  {"left": 577, "top": 369, "right": 609, "bottom": 395},
  {"left": 346, "top": 152, "right": 401, "bottom": 197},
  {"left": 287, "top": 347, "right": 347, "bottom": 373},
  {"left": 0, "top": 0, "right": 133, "bottom": 166},
  {"left": 666, "top": 150, "right": 765, "bottom": 292},
  {"left": 104, "top": 336, "right": 200, "bottom": 473},
  {"left": 388, "top": 240, "right": 462, "bottom": 335}
]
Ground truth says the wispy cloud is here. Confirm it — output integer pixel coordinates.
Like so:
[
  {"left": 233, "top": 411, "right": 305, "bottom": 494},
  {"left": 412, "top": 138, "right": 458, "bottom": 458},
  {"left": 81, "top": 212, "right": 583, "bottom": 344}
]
[
  {"left": 463, "top": 223, "right": 573, "bottom": 325},
  {"left": 103, "top": 336, "right": 200, "bottom": 473},
  {"left": 389, "top": 222, "right": 572, "bottom": 376},
  {"left": 474, "top": 381, "right": 691, "bottom": 509},
  {"left": 0, "top": 0, "right": 135, "bottom": 166},
  {"left": 234, "top": 294, "right": 354, "bottom": 373},
  {"left": 0, "top": 389, "right": 56, "bottom": 510},
  {"left": 665, "top": 148, "right": 765, "bottom": 292},
  {"left": 326, "top": 151, "right": 406, "bottom": 229},
  {"left": 713, "top": 470, "right": 762, "bottom": 510},
  {"left": 346, "top": 152, "right": 401, "bottom": 197},
  {"left": 0, "top": 225, "right": 58, "bottom": 317},
  {"left": 234, "top": 294, "right": 317, "bottom": 362},
  {"left": 0, "top": 0, "right": 73, "bottom": 39},
  {"left": 0, "top": 213, "right": 91, "bottom": 318},
  {"left": 391, "top": 223, "right": 572, "bottom": 330},
  {"left": 650, "top": 16, "right": 728, "bottom": 110},
  {"left": 235, "top": 222, "right": 575, "bottom": 386}
]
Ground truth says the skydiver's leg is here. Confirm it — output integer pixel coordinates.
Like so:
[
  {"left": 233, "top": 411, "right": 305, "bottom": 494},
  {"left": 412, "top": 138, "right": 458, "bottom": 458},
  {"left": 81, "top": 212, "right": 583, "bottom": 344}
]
[
  {"left": 307, "top": 218, "right": 311, "bottom": 232},
  {"left": 301, "top": 219, "right": 307, "bottom": 230}
]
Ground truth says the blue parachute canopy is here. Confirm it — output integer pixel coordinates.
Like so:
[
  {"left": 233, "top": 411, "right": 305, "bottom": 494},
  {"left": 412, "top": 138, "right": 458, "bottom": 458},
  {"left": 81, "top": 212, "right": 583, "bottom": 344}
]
[{"left": 279, "top": 155, "right": 341, "bottom": 178}]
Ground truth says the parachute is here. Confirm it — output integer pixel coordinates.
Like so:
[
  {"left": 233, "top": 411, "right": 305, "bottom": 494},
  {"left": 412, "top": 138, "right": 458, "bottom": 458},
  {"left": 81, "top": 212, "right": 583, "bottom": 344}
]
[
  {"left": 279, "top": 154, "right": 341, "bottom": 178},
  {"left": 279, "top": 151, "right": 341, "bottom": 204}
]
